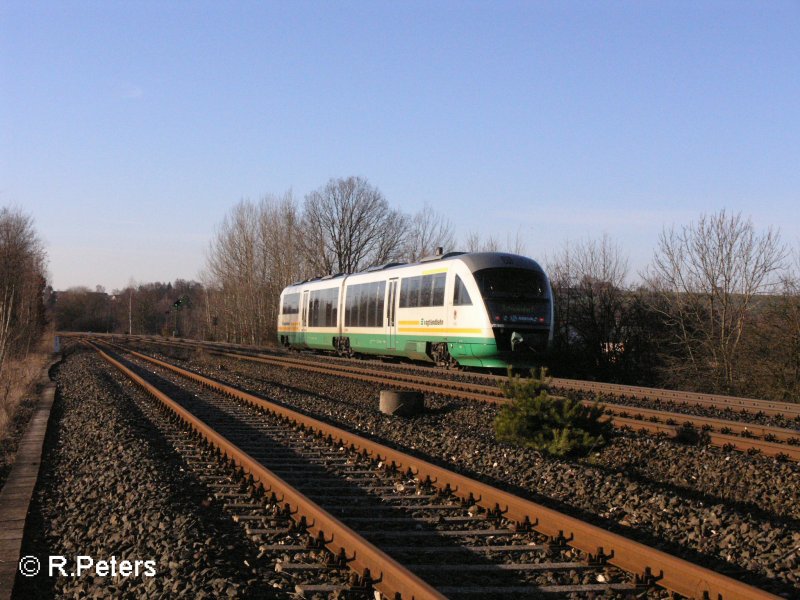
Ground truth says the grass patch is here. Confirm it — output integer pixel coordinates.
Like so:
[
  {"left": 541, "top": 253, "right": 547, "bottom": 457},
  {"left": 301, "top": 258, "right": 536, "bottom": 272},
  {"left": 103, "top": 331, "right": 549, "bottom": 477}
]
[{"left": 0, "top": 332, "right": 54, "bottom": 487}]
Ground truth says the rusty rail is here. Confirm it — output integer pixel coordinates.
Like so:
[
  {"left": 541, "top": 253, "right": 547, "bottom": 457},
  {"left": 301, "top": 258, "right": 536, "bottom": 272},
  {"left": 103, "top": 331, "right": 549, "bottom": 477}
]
[
  {"left": 74, "top": 333, "right": 800, "bottom": 460},
  {"left": 90, "top": 342, "right": 445, "bottom": 600},
  {"left": 160, "top": 343, "right": 800, "bottom": 461},
  {"left": 551, "top": 377, "right": 800, "bottom": 419},
  {"left": 98, "top": 341, "right": 782, "bottom": 600},
  {"left": 612, "top": 417, "right": 800, "bottom": 459},
  {"left": 66, "top": 332, "right": 800, "bottom": 419}
]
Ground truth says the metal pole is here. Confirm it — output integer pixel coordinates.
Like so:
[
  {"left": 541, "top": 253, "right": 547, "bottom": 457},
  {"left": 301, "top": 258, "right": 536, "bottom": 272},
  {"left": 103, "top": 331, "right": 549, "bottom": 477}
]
[{"left": 129, "top": 289, "right": 133, "bottom": 335}]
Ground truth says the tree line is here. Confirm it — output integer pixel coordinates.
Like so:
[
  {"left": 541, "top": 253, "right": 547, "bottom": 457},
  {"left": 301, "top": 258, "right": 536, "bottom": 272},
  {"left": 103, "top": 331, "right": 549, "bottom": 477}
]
[
  {"left": 52, "top": 177, "right": 800, "bottom": 402},
  {"left": 202, "top": 178, "right": 464, "bottom": 345},
  {"left": 547, "top": 211, "right": 797, "bottom": 400},
  {"left": 0, "top": 207, "right": 48, "bottom": 376}
]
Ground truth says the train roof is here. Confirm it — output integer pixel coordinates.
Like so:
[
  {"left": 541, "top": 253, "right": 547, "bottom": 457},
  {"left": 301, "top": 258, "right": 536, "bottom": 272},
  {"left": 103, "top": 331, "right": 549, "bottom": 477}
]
[
  {"left": 283, "top": 251, "right": 545, "bottom": 290},
  {"left": 454, "top": 252, "right": 544, "bottom": 273}
]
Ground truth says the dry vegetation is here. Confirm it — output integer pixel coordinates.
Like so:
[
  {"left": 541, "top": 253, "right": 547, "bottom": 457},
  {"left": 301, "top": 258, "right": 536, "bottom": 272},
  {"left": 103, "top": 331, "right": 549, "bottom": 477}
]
[
  {"left": 0, "top": 206, "right": 50, "bottom": 483},
  {"left": 0, "top": 331, "right": 52, "bottom": 437},
  {"left": 0, "top": 345, "right": 51, "bottom": 490}
]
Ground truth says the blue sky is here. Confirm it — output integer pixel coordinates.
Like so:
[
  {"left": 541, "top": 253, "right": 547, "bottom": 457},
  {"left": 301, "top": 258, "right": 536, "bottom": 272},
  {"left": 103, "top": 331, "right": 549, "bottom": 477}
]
[{"left": 2, "top": 1, "right": 798, "bottom": 290}]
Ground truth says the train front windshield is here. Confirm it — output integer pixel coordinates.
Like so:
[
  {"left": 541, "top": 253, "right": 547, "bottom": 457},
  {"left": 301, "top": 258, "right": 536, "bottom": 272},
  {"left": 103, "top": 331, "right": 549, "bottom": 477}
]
[{"left": 474, "top": 268, "right": 550, "bottom": 326}]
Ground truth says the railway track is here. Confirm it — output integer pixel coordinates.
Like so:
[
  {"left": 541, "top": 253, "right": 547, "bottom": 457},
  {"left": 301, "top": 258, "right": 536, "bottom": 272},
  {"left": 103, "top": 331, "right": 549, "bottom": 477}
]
[
  {"left": 70, "top": 333, "right": 800, "bottom": 418},
  {"left": 87, "top": 339, "right": 782, "bottom": 599},
  {"left": 95, "top": 335, "right": 800, "bottom": 462},
  {"left": 115, "top": 334, "right": 800, "bottom": 420},
  {"left": 552, "top": 378, "right": 800, "bottom": 421},
  {"left": 81, "top": 333, "right": 800, "bottom": 422}
]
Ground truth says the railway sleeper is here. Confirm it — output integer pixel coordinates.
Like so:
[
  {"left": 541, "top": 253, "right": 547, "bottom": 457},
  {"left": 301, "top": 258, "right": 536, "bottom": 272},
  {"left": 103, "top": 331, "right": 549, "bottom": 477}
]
[{"left": 97, "top": 340, "right": 778, "bottom": 600}]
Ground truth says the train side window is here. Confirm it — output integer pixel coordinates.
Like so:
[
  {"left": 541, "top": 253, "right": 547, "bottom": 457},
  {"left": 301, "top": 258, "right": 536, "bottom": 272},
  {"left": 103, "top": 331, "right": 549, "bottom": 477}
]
[
  {"left": 345, "top": 287, "right": 358, "bottom": 327},
  {"left": 358, "top": 286, "right": 368, "bottom": 327},
  {"left": 357, "top": 287, "right": 365, "bottom": 327},
  {"left": 309, "top": 297, "right": 319, "bottom": 327},
  {"left": 328, "top": 288, "right": 338, "bottom": 325},
  {"left": 431, "top": 273, "right": 446, "bottom": 306},
  {"left": 399, "top": 280, "right": 408, "bottom": 308},
  {"left": 282, "top": 293, "right": 300, "bottom": 315},
  {"left": 374, "top": 281, "right": 386, "bottom": 326},
  {"left": 454, "top": 275, "right": 472, "bottom": 306},
  {"left": 367, "top": 284, "right": 377, "bottom": 327},
  {"left": 344, "top": 282, "right": 385, "bottom": 327},
  {"left": 407, "top": 276, "right": 421, "bottom": 308},
  {"left": 418, "top": 275, "right": 432, "bottom": 307},
  {"left": 309, "top": 288, "right": 339, "bottom": 327},
  {"left": 355, "top": 286, "right": 365, "bottom": 327}
]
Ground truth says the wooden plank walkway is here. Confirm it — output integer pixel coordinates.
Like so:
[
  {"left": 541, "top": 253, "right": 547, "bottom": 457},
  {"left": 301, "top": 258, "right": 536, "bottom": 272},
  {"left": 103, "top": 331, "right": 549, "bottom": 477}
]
[{"left": 0, "top": 363, "right": 57, "bottom": 599}]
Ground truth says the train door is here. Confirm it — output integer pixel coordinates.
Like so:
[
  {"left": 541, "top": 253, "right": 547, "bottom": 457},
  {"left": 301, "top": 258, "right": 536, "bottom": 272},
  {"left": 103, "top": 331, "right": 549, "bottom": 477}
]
[
  {"left": 386, "top": 278, "right": 398, "bottom": 350},
  {"left": 445, "top": 273, "right": 454, "bottom": 330},
  {"left": 300, "top": 290, "right": 309, "bottom": 346}
]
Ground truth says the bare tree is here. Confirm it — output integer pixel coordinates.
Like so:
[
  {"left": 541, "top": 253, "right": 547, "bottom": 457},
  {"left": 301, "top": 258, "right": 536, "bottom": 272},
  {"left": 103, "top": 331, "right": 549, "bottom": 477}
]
[
  {"left": 205, "top": 200, "right": 260, "bottom": 344},
  {"left": 204, "top": 193, "right": 308, "bottom": 345},
  {"left": 547, "top": 234, "right": 633, "bottom": 377},
  {"left": 0, "top": 207, "right": 47, "bottom": 371},
  {"left": 645, "top": 210, "right": 786, "bottom": 393},
  {"left": 404, "top": 204, "right": 455, "bottom": 262},
  {"left": 372, "top": 208, "right": 409, "bottom": 267},
  {"left": 505, "top": 229, "right": 527, "bottom": 256},
  {"left": 771, "top": 251, "right": 800, "bottom": 398},
  {"left": 464, "top": 231, "right": 499, "bottom": 253},
  {"left": 256, "top": 192, "right": 309, "bottom": 334},
  {"left": 463, "top": 229, "right": 526, "bottom": 254},
  {"left": 300, "top": 177, "right": 408, "bottom": 274},
  {"left": 743, "top": 248, "right": 800, "bottom": 400}
]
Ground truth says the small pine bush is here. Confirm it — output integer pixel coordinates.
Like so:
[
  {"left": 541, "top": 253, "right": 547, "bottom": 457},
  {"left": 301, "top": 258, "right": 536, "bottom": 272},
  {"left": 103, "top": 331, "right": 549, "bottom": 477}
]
[{"left": 494, "top": 367, "right": 613, "bottom": 457}]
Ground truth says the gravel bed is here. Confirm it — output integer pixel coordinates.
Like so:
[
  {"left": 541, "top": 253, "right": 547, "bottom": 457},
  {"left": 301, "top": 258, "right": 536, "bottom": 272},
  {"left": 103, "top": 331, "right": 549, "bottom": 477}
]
[
  {"left": 561, "top": 389, "right": 800, "bottom": 432},
  {"left": 315, "top": 352, "right": 800, "bottom": 431},
  {"left": 171, "top": 341, "right": 800, "bottom": 431},
  {"left": 180, "top": 352, "right": 800, "bottom": 597},
  {"left": 15, "top": 346, "right": 290, "bottom": 599},
  {"left": 120, "top": 354, "right": 651, "bottom": 596}
]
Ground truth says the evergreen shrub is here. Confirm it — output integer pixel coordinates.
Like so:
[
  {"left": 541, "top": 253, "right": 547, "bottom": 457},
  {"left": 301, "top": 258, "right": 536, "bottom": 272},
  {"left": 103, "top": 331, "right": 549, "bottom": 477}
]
[{"left": 493, "top": 367, "right": 613, "bottom": 457}]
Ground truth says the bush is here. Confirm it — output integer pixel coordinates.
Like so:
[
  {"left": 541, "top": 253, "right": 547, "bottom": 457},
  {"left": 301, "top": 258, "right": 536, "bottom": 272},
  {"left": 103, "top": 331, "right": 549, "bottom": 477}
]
[
  {"left": 494, "top": 367, "right": 613, "bottom": 457},
  {"left": 674, "top": 422, "right": 710, "bottom": 445}
]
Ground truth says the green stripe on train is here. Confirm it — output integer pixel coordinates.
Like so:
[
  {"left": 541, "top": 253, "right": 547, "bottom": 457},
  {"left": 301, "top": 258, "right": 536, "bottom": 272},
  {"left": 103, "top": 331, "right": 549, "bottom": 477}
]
[{"left": 279, "top": 330, "right": 532, "bottom": 369}]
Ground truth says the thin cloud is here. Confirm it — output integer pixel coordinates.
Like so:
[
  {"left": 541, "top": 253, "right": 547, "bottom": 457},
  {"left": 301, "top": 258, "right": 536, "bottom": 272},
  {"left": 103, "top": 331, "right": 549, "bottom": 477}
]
[
  {"left": 97, "top": 218, "right": 144, "bottom": 227},
  {"left": 514, "top": 207, "right": 698, "bottom": 230},
  {"left": 118, "top": 82, "right": 144, "bottom": 99}
]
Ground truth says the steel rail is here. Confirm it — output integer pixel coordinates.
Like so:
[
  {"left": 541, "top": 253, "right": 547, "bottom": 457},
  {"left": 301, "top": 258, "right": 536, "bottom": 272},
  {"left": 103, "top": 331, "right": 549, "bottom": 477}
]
[
  {"left": 104, "top": 342, "right": 782, "bottom": 600},
  {"left": 550, "top": 378, "right": 800, "bottom": 419},
  {"left": 90, "top": 342, "right": 446, "bottom": 600},
  {"left": 600, "top": 406, "right": 799, "bottom": 443},
  {"left": 611, "top": 417, "right": 800, "bottom": 460},
  {"left": 158, "top": 335, "right": 800, "bottom": 419},
  {"left": 65, "top": 332, "right": 800, "bottom": 419},
  {"left": 86, "top": 335, "right": 800, "bottom": 459}
]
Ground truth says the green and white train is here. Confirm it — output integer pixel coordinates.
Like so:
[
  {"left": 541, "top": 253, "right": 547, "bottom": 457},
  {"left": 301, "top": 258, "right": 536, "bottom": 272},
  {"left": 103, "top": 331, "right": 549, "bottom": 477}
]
[{"left": 277, "top": 251, "right": 553, "bottom": 369}]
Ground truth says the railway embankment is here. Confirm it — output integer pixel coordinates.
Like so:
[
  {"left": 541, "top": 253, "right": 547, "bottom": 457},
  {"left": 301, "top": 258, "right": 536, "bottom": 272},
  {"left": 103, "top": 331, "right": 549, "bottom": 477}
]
[
  {"left": 13, "top": 346, "right": 285, "bottom": 599},
  {"left": 7, "top": 336, "right": 798, "bottom": 598},
  {"left": 176, "top": 349, "right": 800, "bottom": 595}
]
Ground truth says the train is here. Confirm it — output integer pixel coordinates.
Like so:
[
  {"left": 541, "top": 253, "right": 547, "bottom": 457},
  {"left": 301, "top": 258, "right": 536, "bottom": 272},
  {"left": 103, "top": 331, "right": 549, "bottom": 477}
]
[{"left": 277, "top": 251, "right": 553, "bottom": 369}]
